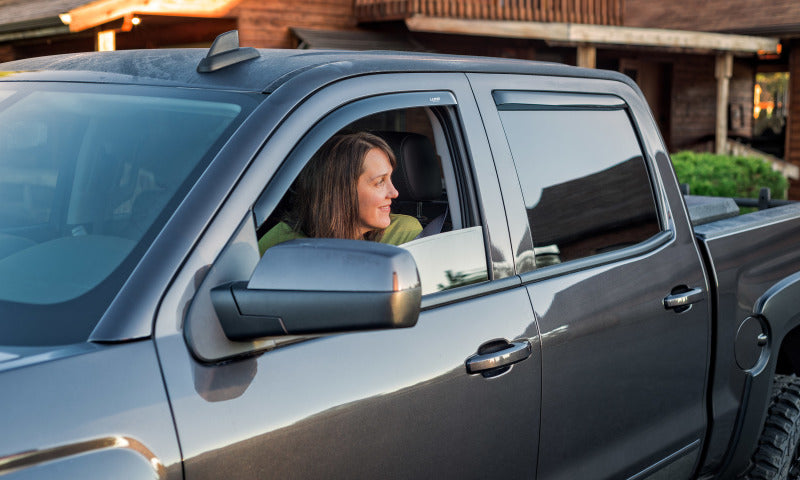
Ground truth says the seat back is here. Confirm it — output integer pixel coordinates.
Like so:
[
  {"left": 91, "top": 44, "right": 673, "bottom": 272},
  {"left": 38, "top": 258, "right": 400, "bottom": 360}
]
[{"left": 374, "top": 131, "right": 443, "bottom": 223}]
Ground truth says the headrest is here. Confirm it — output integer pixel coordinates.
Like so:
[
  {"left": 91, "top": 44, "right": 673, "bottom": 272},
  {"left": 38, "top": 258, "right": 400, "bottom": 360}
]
[{"left": 375, "top": 131, "right": 441, "bottom": 201}]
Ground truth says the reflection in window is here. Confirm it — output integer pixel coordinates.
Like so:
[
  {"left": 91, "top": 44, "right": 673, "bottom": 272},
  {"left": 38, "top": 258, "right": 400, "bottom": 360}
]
[
  {"left": 400, "top": 226, "right": 488, "bottom": 295},
  {"left": 0, "top": 83, "right": 255, "bottom": 346},
  {"left": 499, "top": 107, "right": 660, "bottom": 267}
]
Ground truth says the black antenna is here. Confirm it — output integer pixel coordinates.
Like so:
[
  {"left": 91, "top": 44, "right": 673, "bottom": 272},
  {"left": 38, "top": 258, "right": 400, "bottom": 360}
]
[{"left": 197, "top": 30, "right": 260, "bottom": 73}]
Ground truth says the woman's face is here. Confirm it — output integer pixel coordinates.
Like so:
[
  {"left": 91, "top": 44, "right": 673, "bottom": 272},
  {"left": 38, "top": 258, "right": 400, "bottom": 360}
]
[{"left": 356, "top": 147, "right": 398, "bottom": 236}]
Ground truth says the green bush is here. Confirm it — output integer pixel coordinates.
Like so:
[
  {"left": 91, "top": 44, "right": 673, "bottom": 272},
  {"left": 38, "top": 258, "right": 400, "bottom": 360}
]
[{"left": 671, "top": 151, "right": 788, "bottom": 200}]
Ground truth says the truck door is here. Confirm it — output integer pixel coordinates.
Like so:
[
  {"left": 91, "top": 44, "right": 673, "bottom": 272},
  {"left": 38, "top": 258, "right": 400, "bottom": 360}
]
[
  {"left": 154, "top": 74, "right": 543, "bottom": 478},
  {"left": 470, "top": 73, "right": 711, "bottom": 480}
]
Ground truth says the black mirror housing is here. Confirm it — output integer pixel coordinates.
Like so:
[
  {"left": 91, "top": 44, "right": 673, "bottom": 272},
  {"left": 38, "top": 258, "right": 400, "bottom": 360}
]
[{"left": 211, "top": 239, "right": 421, "bottom": 340}]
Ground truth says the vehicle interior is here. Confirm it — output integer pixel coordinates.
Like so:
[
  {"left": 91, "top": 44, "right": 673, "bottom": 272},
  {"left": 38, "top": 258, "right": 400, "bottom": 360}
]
[
  {"left": 0, "top": 85, "right": 248, "bottom": 345},
  {"left": 256, "top": 105, "right": 489, "bottom": 297},
  {"left": 258, "top": 107, "right": 465, "bottom": 242}
]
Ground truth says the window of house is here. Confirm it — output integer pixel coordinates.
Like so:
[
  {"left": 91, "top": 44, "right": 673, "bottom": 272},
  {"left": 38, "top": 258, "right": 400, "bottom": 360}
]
[
  {"left": 257, "top": 105, "right": 489, "bottom": 296},
  {"left": 496, "top": 97, "right": 660, "bottom": 268}
]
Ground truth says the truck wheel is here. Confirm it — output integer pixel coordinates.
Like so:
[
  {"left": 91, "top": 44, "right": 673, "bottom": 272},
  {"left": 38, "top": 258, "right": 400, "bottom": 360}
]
[{"left": 748, "top": 375, "right": 800, "bottom": 479}]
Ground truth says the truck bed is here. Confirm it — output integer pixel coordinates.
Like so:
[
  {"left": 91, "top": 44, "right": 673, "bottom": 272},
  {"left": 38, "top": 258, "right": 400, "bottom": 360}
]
[{"left": 691, "top": 201, "right": 800, "bottom": 476}]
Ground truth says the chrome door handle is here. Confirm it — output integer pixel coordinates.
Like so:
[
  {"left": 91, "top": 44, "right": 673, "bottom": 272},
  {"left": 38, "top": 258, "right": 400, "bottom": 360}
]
[
  {"left": 466, "top": 340, "right": 532, "bottom": 374},
  {"left": 663, "top": 287, "right": 704, "bottom": 310}
]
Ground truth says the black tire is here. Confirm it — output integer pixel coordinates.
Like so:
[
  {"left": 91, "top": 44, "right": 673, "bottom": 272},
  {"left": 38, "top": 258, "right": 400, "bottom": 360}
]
[{"left": 747, "top": 375, "right": 800, "bottom": 479}]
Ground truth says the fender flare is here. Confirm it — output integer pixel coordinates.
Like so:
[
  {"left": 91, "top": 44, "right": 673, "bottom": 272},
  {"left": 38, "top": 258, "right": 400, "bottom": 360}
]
[{"left": 721, "top": 270, "right": 800, "bottom": 477}]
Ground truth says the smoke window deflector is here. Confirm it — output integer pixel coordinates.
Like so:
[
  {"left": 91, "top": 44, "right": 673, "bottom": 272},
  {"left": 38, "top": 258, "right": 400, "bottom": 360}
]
[{"left": 493, "top": 90, "right": 626, "bottom": 110}]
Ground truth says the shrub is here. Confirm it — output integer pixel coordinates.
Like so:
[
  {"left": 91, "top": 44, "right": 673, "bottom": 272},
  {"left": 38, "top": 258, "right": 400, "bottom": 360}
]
[{"left": 670, "top": 151, "right": 788, "bottom": 200}]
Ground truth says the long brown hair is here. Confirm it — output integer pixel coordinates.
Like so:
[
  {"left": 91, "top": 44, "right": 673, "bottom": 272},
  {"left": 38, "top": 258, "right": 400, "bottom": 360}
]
[{"left": 290, "top": 132, "right": 396, "bottom": 241}]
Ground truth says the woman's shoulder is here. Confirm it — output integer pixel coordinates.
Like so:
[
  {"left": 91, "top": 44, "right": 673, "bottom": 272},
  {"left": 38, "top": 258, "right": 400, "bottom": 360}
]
[
  {"left": 382, "top": 214, "right": 422, "bottom": 245},
  {"left": 258, "top": 221, "right": 305, "bottom": 255}
]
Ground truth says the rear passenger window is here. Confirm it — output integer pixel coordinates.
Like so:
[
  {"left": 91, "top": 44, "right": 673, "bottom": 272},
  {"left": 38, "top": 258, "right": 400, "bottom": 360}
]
[{"left": 496, "top": 95, "right": 660, "bottom": 267}]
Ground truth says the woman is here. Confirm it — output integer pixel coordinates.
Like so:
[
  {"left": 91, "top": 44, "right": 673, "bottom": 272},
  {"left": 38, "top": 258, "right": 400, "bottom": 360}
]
[{"left": 258, "top": 132, "right": 423, "bottom": 254}]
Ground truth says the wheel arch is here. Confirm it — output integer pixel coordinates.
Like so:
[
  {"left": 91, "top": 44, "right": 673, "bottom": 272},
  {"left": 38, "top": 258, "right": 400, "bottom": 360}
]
[{"left": 724, "top": 270, "right": 800, "bottom": 477}]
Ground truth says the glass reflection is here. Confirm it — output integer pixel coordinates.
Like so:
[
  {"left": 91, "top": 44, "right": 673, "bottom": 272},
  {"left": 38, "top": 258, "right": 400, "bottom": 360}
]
[{"left": 400, "top": 226, "right": 488, "bottom": 295}]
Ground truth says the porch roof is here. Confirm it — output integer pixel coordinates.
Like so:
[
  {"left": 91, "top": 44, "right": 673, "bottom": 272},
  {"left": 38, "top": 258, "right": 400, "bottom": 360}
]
[
  {"left": 405, "top": 15, "right": 780, "bottom": 55},
  {"left": 0, "top": 0, "right": 242, "bottom": 42}
]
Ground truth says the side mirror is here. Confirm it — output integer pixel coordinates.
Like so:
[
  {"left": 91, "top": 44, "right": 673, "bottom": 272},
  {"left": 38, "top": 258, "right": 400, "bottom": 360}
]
[{"left": 211, "top": 238, "right": 421, "bottom": 340}]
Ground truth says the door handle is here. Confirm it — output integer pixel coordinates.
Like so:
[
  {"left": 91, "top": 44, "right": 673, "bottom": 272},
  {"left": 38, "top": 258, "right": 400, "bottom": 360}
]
[
  {"left": 466, "top": 340, "right": 532, "bottom": 375},
  {"left": 663, "top": 287, "right": 704, "bottom": 310}
]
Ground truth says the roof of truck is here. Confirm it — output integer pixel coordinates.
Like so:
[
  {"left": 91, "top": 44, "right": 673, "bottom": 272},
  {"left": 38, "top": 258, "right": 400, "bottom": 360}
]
[{"left": 0, "top": 47, "right": 637, "bottom": 94}]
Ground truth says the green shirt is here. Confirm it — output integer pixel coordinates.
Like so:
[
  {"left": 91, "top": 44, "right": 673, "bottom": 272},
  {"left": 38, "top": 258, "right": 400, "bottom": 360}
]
[{"left": 258, "top": 214, "right": 423, "bottom": 255}]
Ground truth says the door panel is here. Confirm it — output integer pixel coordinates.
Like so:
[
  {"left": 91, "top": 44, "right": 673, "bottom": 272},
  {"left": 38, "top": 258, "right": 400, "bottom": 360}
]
[
  {"left": 528, "top": 238, "right": 708, "bottom": 479},
  {"left": 468, "top": 72, "right": 710, "bottom": 479},
  {"left": 158, "top": 287, "right": 540, "bottom": 478},
  {"left": 155, "top": 73, "right": 542, "bottom": 478}
]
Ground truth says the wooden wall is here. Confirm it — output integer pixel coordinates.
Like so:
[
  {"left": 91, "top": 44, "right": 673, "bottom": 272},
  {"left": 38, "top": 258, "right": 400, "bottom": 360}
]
[
  {"left": 355, "top": 0, "right": 623, "bottom": 25},
  {"left": 662, "top": 54, "right": 754, "bottom": 151},
  {"left": 624, "top": 0, "right": 800, "bottom": 33},
  {"left": 0, "top": 45, "right": 13, "bottom": 63},
  {"left": 788, "top": 40, "right": 800, "bottom": 198},
  {"left": 730, "top": 60, "right": 756, "bottom": 138},
  {"left": 232, "top": 0, "right": 356, "bottom": 49}
]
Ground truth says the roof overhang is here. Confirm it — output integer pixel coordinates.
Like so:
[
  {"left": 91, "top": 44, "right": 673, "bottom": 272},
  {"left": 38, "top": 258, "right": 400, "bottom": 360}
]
[
  {"left": 291, "top": 27, "right": 426, "bottom": 51},
  {"left": 0, "top": 18, "right": 70, "bottom": 43},
  {"left": 60, "top": 0, "right": 243, "bottom": 32},
  {"left": 406, "top": 15, "right": 780, "bottom": 55}
]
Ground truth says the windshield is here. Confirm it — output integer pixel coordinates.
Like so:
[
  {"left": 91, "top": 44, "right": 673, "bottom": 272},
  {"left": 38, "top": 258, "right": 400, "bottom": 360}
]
[{"left": 0, "top": 82, "right": 257, "bottom": 345}]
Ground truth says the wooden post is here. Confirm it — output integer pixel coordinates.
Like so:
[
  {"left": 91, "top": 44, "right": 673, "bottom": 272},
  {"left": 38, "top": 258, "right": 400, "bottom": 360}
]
[
  {"left": 577, "top": 44, "right": 596, "bottom": 68},
  {"left": 715, "top": 52, "right": 733, "bottom": 154},
  {"left": 96, "top": 30, "right": 115, "bottom": 51}
]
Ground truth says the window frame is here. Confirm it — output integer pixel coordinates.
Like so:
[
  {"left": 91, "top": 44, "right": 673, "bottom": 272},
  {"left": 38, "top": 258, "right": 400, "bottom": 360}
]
[
  {"left": 495, "top": 91, "right": 667, "bottom": 275},
  {"left": 252, "top": 93, "right": 494, "bottom": 299},
  {"left": 466, "top": 73, "right": 676, "bottom": 280},
  {"left": 169, "top": 73, "right": 516, "bottom": 362}
]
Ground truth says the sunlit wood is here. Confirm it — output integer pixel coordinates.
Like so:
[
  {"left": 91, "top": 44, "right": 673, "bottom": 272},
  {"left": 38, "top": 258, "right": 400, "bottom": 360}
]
[
  {"left": 65, "top": 0, "right": 244, "bottom": 32},
  {"left": 405, "top": 15, "right": 779, "bottom": 54},
  {"left": 96, "top": 30, "right": 116, "bottom": 51}
]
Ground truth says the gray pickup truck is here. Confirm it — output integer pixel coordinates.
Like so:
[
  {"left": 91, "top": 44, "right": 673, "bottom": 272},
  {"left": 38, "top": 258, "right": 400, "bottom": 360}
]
[{"left": 1, "top": 30, "right": 800, "bottom": 480}]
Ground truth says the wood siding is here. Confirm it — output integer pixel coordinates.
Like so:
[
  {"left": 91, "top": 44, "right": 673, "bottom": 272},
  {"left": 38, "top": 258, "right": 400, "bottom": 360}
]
[
  {"left": 624, "top": 0, "right": 800, "bottom": 34},
  {"left": 788, "top": 40, "right": 800, "bottom": 198},
  {"left": 355, "top": 0, "right": 623, "bottom": 25},
  {"left": 0, "top": 45, "right": 14, "bottom": 63},
  {"left": 232, "top": 0, "right": 356, "bottom": 49},
  {"left": 668, "top": 55, "right": 754, "bottom": 151}
]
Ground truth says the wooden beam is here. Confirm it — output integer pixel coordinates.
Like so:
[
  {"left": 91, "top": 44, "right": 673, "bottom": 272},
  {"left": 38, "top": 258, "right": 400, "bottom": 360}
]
[
  {"left": 63, "top": 0, "right": 244, "bottom": 32},
  {"left": 405, "top": 15, "right": 779, "bottom": 54}
]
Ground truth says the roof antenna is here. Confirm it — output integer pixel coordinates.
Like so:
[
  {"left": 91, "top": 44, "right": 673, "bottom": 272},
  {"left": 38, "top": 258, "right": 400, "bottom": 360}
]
[{"left": 197, "top": 30, "right": 260, "bottom": 73}]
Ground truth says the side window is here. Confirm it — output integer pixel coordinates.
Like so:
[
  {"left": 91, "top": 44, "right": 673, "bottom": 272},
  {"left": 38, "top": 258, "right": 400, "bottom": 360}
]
[
  {"left": 257, "top": 105, "right": 489, "bottom": 295},
  {"left": 497, "top": 98, "right": 660, "bottom": 268}
]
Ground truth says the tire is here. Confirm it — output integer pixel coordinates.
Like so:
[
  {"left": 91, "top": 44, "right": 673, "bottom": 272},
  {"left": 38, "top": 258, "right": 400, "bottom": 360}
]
[{"left": 747, "top": 375, "right": 800, "bottom": 479}]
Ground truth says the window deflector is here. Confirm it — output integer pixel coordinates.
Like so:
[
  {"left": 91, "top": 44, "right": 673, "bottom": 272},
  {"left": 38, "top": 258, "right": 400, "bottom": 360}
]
[{"left": 493, "top": 91, "right": 626, "bottom": 109}]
